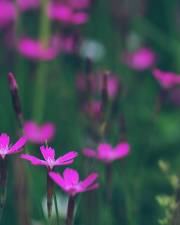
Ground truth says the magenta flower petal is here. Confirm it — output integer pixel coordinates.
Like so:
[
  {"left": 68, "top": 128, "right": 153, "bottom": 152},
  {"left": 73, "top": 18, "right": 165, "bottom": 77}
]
[
  {"left": 0, "top": 134, "right": 10, "bottom": 148},
  {"left": 23, "top": 121, "right": 55, "bottom": 144},
  {"left": 112, "top": 142, "right": 130, "bottom": 159},
  {"left": 83, "top": 141, "right": 131, "bottom": 163},
  {"left": 63, "top": 168, "right": 79, "bottom": 185},
  {"left": 18, "top": 38, "right": 60, "bottom": 61},
  {"left": 0, "top": 2, "right": 17, "bottom": 27},
  {"left": 47, "top": 3, "right": 72, "bottom": 22},
  {"left": 83, "top": 148, "right": 97, "bottom": 158},
  {"left": 55, "top": 151, "right": 78, "bottom": 165},
  {"left": 122, "top": 48, "right": 155, "bottom": 71},
  {"left": 49, "top": 172, "right": 66, "bottom": 189},
  {"left": 57, "top": 159, "right": 74, "bottom": 166},
  {"left": 40, "top": 146, "right": 55, "bottom": 161},
  {"left": 49, "top": 169, "right": 99, "bottom": 196},
  {"left": 80, "top": 173, "right": 98, "bottom": 189},
  {"left": 17, "top": 0, "right": 40, "bottom": 11},
  {"left": 8, "top": 136, "right": 27, "bottom": 154},
  {"left": 153, "top": 69, "right": 180, "bottom": 89},
  {"left": 98, "top": 143, "right": 112, "bottom": 153},
  {"left": 21, "top": 154, "right": 47, "bottom": 166},
  {"left": 68, "top": 0, "right": 90, "bottom": 9},
  {"left": 71, "top": 12, "right": 89, "bottom": 25},
  {"left": 85, "top": 183, "right": 99, "bottom": 191}
]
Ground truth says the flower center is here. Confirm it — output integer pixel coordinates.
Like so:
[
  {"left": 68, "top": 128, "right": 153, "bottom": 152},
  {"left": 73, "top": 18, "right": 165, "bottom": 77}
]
[
  {"left": 47, "top": 157, "right": 55, "bottom": 169},
  {"left": 0, "top": 145, "right": 9, "bottom": 159}
]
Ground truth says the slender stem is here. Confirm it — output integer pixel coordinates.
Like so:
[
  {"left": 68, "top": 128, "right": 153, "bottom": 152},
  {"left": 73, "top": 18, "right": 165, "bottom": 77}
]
[
  {"left": 32, "top": 0, "right": 51, "bottom": 122},
  {"left": 66, "top": 196, "right": 75, "bottom": 225},
  {"left": 54, "top": 192, "right": 60, "bottom": 225},
  {"left": 154, "top": 89, "right": 168, "bottom": 118},
  {"left": 0, "top": 158, "right": 8, "bottom": 222},
  {"left": 105, "top": 163, "right": 113, "bottom": 203},
  {"left": 47, "top": 171, "right": 54, "bottom": 218}
]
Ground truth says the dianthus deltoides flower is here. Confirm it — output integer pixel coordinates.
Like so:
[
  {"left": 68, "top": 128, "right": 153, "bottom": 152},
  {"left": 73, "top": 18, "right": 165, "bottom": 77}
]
[
  {"left": 21, "top": 145, "right": 78, "bottom": 170},
  {"left": 68, "top": 0, "right": 91, "bottom": 9},
  {"left": 21, "top": 146, "right": 78, "bottom": 218},
  {"left": 122, "top": 47, "right": 155, "bottom": 71},
  {"left": 83, "top": 142, "right": 130, "bottom": 163},
  {"left": 0, "top": 133, "right": 26, "bottom": 159},
  {"left": 0, "top": 1, "right": 17, "bottom": 27},
  {"left": 23, "top": 121, "right": 55, "bottom": 144},
  {"left": 18, "top": 37, "right": 60, "bottom": 60},
  {"left": 47, "top": 2, "right": 89, "bottom": 25},
  {"left": 153, "top": 69, "right": 180, "bottom": 89},
  {"left": 49, "top": 168, "right": 98, "bottom": 225},
  {"left": 76, "top": 73, "right": 120, "bottom": 100},
  {"left": 16, "top": 0, "right": 40, "bottom": 11},
  {"left": 49, "top": 168, "right": 99, "bottom": 196}
]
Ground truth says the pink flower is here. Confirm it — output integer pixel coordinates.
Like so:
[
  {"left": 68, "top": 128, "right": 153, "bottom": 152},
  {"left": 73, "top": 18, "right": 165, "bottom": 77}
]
[
  {"left": 83, "top": 142, "right": 130, "bottom": 163},
  {"left": 59, "top": 35, "right": 78, "bottom": 54},
  {"left": 17, "top": 37, "right": 60, "bottom": 60},
  {"left": 47, "top": 3, "right": 89, "bottom": 25},
  {"left": 99, "top": 74, "right": 120, "bottom": 99},
  {"left": 76, "top": 73, "right": 120, "bottom": 99},
  {"left": 153, "top": 69, "right": 180, "bottom": 89},
  {"left": 68, "top": 0, "right": 91, "bottom": 9},
  {"left": 16, "top": 0, "right": 40, "bottom": 11},
  {"left": 0, "top": 133, "right": 26, "bottom": 159},
  {"left": 122, "top": 48, "right": 155, "bottom": 70},
  {"left": 21, "top": 146, "right": 78, "bottom": 170},
  {"left": 82, "top": 100, "right": 102, "bottom": 119},
  {"left": 49, "top": 168, "right": 99, "bottom": 196},
  {"left": 23, "top": 121, "right": 55, "bottom": 144},
  {"left": 0, "top": 2, "right": 16, "bottom": 27}
]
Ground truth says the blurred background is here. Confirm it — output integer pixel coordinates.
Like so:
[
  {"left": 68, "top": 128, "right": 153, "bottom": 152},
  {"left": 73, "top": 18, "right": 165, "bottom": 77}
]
[{"left": 0, "top": 0, "right": 180, "bottom": 225}]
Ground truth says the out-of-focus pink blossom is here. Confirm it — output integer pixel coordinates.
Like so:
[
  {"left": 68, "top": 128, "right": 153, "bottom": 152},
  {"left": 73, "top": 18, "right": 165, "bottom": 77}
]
[
  {"left": 122, "top": 48, "right": 155, "bottom": 70},
  {"left": 0, "top": 133, "right": 26, "bottom": 159},
  {"left": 83, "top": 100, "right": 102, "bottom": 119},
  {"left": 16, "top": 0, "right": 40, "bottom": 11},
  {"left": 68, "top": 0, "right": 91, "bottom": 9},
  {"left": 0, "top": 2, "right": 16, "bottom": 27},
  {"left": 59, "top": 35, "right": 78, "bottom": 54},
  {"left": 76, "top": 73, "right": 120, "bottom": 99},
  {"left": 49, "top": 168, "right": 99, "bottom": 196},
  {"left": 23, "top": 121, "right": 55, "bottom": 144},
  {"left": 99, "top": 74, "right": 120, "bottom": 99},
  {"left": 153, "top": 69, "right": 180, "bottom": 89},
  {"left": 83, "top": 142, "right": 130, "bottom": 163},
  {"left": 18, "top": 37, "right": 60, "bottom": 60},
  {"left": 21, "top": 146, "right": 78, "bottom": 170},
  {"left": 47, "top": 3, "right": 89, "bottom": 25}
]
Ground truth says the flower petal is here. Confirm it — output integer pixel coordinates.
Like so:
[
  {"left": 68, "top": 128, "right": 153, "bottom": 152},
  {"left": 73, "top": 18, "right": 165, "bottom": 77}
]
[
  {"left": 85, "top": 183, "right": 99, "bottom": 192},
  {"left": 55, "top": 159, "right": 74, "bottom": 166},
  {"left": 63, "top": 168, "right": 79, "bottom": 185},
  {"left": 21, "top": 154, "right": 47, "bottom": 166},
  {"left": 40, "top": 145, "right": 55, "bottom": 161},
  {"left": 83, "top": 148, "right": 96, "bottom": 158},
  {"left": 8, "top": 136, "right": 27, "bottom": 154},
  {"left": 0, "top": 133, "right": 10, "bottom": 148},
  {"left": 49, "top": 172, "right": 66, "bottom": 190},
  {"left": 113, "top": 142, "right": 130, "bottom": 159},
  {"left": 80, "top": 173, "right": 98, "bottom": 189},
  {"left": 55, "top": 151, "right": 78, "bottom": 165},
  {"left": 98, "top": 143, "right": 112, "bottom": 153}
]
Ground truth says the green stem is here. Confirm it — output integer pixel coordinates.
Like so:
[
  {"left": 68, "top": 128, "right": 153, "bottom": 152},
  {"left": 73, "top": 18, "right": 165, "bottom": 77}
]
[
  {"left": 54, "top": 192, "right": 60, "bottom": 225},
  {"left": 32, "top": 0, "right": 51, "bottom": 122},
  {"left": 66, "top": 196, "right": 75, "bottom": 225}
]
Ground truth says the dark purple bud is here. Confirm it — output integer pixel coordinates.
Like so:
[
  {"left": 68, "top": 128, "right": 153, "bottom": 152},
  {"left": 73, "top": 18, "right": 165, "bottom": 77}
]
[{"left": 7, "top": 72, "right": 24, "bottom": 127}]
